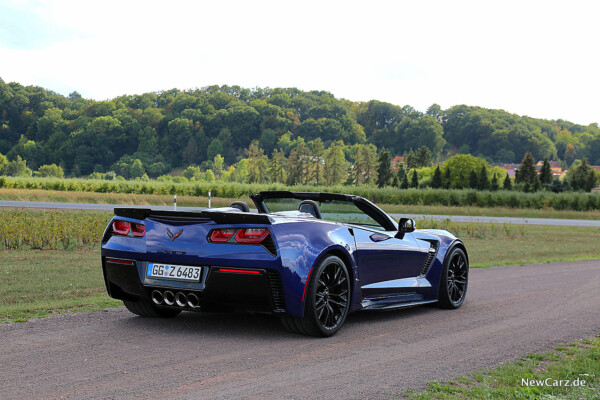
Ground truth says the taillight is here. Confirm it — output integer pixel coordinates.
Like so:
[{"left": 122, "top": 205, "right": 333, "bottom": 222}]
[
  {"left": 112, "top": 220, "right": 130, "bottom": 235},
  {"left": 235, "top": 228, "right": 269, "bottom": 243},
  {"left": 209, "top": 228, "right": 237, "bottom": 242},
  {"left": 131, "top": 223, "right": 145, "bottom": 237},
  {"left": 112, "top": 220, "right": 145, "bottom": 237}
]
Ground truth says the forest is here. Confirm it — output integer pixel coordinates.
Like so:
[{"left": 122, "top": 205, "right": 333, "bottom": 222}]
[{"left": 1, "top": 78, "right": 600, "bottom": 181}]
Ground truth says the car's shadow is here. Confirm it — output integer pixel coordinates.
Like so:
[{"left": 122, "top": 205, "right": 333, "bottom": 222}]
[{"left": 112, "top": 304, "right": 440, "bottom": 339}]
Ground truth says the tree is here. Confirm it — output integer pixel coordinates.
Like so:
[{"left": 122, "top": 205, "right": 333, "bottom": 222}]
[
  {"left": 564, "top": 144, "right": 576, "bottom": 166},
  {"left": 431, "top": 165, "right": 442, "bottom": 188},
  {"left": 490, "top": 173, "right": 499, "bottom": 191},
  {"left": 532, "top": 174, "right": 542, "bottom": 192},
  {"left": 443, "top": 167, "right": 451, "bottom": 189},
  {"left": 183, "top": 165, "right": 200, "bottom": 180},
  {"left": 401, "top": 173, "right": 409, "bottom": 189},
  {"left": 503, "top": 173, "right": 512, "bottom": 190},
  {"left": 478, "top": 165, "right": 489, "bottom": 190},
  {"left": 568, "top": 158, "right": 597, "bottom": 191},
  {"left": 469, "top": 169, "right": 478, "bottom": 189},
  {"left": 516, "top": 152, "right": 537, "bottom": 184},
  {"left": 129, "top": 159, "right": 145, "bottom": 179},
  {"left": 268, "top": 149, "right": 286, "bottom": 183},
  {"left": 416, "top": 146, "right": 433, "bottom": 167},
  {"left": 540, "top": 158, "right": 552, "bottom": 184},
  {"left": 354, "top": 144, "right": 378, "bottom": 185},
  {"left": 207, "top": 138, "right": 223, "bottom": 161},
  {"left": 4, "top": 155, "right": 32, "bottom": 177},
  {"left": 204, "top": 169, "right": 215, "bottom": 182},
  {"left": 213, "top": 154, "right": 224, "bottom": 180},
  {"left": 376, "top": 149, "right": 392, "bottom": 188},
  {"left": 245, "top": 141, "right": 268, "bottom": 183},
  {"left": 324, "top": 144, "right": 347, "bottom": 185},
  {"left": 442, "top": 154, "right": 489, "bottom": 189},
  {"left": 396, "top": 163, "right": 407, "bottom": 185},
  {"left": 182, "top": 138, "right": 198, "bottom": 165},
  {"left": 38, "top": 163, "right": 64, "bottom": 178},
  {"left": 309, "top": 138, "right": 325, "bottom": 185},
  {"left": 410, "top": 169, "right": 419, "bottom": 188}
]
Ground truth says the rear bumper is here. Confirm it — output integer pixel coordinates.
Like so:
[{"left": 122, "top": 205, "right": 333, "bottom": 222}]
[{"left": 102, "top": 258, "right": 286, "bottom": 313}]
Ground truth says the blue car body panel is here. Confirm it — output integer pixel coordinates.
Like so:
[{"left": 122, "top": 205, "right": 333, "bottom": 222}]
[{"left": 100, "top": 193, "right": 467, "bottom": 319}]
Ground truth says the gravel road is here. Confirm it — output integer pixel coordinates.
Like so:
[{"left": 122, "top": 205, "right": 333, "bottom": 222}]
[
  {"left": 1, "top": 260, "right": 599, "bottom": 400},
  {"left": 2, "top": 199, "right": 600, "bottom": 226}
]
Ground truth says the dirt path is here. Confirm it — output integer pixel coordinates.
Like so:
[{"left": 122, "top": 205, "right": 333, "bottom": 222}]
[{"left": 1, "top": 260, "right": 599, "bottom": 400}]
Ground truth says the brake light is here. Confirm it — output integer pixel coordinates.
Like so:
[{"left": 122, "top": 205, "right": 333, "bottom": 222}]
[
  {"left": 235, "top": 228, "right": 269, "bottom": 243},
  {"left": 210, "top": 228, "right": 237, "bottom": 243},
  {"left": 112, "top": 220, "right": 130, "bottom": 235},
  {"left": 131, "top": 223, "right": 146, "bottom": 237},
  {"left": 217, "top": 268, "right": 261, "bottom": 274}
]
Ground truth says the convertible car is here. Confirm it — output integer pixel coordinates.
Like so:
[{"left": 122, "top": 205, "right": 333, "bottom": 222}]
[{"left": 101, "top": 191, "right": 468, "bottom": 336}]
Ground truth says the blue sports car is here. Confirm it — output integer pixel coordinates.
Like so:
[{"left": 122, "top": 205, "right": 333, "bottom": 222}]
[{"left": 101, "top": 191, "right": 469, "bottom": 337}]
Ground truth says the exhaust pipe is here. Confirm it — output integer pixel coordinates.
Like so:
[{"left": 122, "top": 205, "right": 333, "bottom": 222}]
[
  {"left": 187, "top": 293, "right": 200, "bottom": 308},
  {"left": 151, "top": 290, "right": 164, "bottom": 305},
  {"left": 163, "top": 290, "right": 175, "bottom": 306},
  {"left": 175, "top": 292, "right": 187, "bottom": 307}
]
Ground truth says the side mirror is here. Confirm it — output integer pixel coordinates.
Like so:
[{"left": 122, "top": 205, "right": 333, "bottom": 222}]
[{"left": 398, "top": 218, "right": 416, "bottom": 233}]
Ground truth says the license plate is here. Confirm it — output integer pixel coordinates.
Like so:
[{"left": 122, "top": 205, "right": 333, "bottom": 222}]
[{"left": 147, "top": 263, "right": 202, "bottom": 282}]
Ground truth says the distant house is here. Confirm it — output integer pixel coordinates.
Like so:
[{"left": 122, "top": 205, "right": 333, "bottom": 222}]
[
  {"left": 491, "top": 163, "right": 520, "bottom": 178},
  {"left": 591, "top": 166, "right": 600, "bottom": 172},
  {"left": 391, "top": 156, "right": 405, "bottom": 171},
  {"left": 536, "top": 161, "right": 564, "bottom": 177}
]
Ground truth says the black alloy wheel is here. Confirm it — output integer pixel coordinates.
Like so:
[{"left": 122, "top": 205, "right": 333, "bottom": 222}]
[
  {"left": 281, "top": 255, "right": 351, "bottom": 337},
  {"left": 315, "top": 261, "right": 350, "bottom": 330},
  {"left": 438, "top": 247, "right": 469, "bottom": 309}
]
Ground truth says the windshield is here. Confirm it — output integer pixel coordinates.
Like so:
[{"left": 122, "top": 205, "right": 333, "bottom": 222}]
[{"left": 263, "top": 197, "right": 386, "bottom": 231}]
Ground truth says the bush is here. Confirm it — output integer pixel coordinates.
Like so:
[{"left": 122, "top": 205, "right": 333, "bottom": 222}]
[{"left": 0, "top": 176, "right": 599, "bottom": 211}]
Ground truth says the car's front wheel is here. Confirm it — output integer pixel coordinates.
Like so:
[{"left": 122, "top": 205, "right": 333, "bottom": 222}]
[
  {"left": 123, "top": 299, "right": 182, "bottom": 318},
  {"left": 437, "top": 246, "right": 469, "bottom": 309},
  {"left": 281, "top": 255, "right": 351, "bottom": 337}
]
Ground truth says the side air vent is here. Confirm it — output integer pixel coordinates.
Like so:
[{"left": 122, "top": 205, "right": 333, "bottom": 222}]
[
  {"left": 266, "top": 270, "right": 285, "bottom": 312},
  {"left": 262, "top": 235, "right": 277, "bottom": 256},
  {"left": 419, "top": 241, "right": 439, "bottom": 276}
]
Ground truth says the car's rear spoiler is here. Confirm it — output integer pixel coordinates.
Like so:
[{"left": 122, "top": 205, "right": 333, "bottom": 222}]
[{"left": 113, "top": 208, "right": 272, "bottom": 225}]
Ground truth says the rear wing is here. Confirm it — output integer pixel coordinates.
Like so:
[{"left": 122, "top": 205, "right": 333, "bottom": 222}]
[{"left": 113, "top": 208, "right": 272, "bottom": 225}]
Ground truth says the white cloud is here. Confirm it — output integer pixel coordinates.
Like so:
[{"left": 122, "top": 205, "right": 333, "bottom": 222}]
[{"left": 1, "top": 0, "right": 598, "bottom": 124}]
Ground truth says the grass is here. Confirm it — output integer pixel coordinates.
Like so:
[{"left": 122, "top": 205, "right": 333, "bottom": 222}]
[
  {"left": 1, "top": 222, "right": 599, "bottom": 322},
  {"left": 0, "top": 249, "right": 120, "bottom": 322},
  {"left": 2, "top": 188, "right": 600, "bottom": 220},
  {"left": 445, "top": 224, "right": 600, "bottom": 268},
  {"left": 403, "top": 337, "right": 600, "bottom": 399}
]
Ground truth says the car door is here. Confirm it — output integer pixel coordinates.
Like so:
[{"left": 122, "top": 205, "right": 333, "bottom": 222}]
[{"left": 352, "top": 227, "right": 429, "bottom": 298}]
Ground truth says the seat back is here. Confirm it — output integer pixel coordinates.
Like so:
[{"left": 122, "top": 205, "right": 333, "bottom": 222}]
[{"left": 298, "top": 200, "right": 322, "bottom": 219}]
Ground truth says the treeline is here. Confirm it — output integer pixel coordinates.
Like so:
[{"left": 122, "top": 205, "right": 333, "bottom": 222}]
[{"left": 1, "top": 79, "right": 599, "bottom": 179}]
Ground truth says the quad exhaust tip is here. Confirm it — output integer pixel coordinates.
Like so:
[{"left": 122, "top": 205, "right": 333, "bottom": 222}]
[
  {"left": 175, "top": 292, "right": 187, "bottom": 307},
  {"left": 151, "top": 290, "right": 164, "bottom": 305},
  {"left": 152, "top": 290, "right": 200, "bottom": 308},
  {"left": 187, "top": 293, "right": 200, "bottom": 308},
  {"left": 163, "top": 290, "right": 175, "bottom": 306}
]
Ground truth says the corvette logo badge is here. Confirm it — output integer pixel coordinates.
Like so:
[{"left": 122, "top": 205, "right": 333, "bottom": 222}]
[{"left": 166, "top": 228, "right": 183, "bottom": 242}]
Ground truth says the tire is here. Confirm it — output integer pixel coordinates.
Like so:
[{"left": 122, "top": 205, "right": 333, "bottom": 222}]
[
  {"left": 281, "top": 255, "right": 351, "bottom": 337},
  {"left": 123, "top": 299, "right": 182, "bottom": 318},
  {"left": 437, "top": 247, "right": 469, "bottom": 309}
]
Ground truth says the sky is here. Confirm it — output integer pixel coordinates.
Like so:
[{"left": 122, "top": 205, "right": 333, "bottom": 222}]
[{"left": 0, "top": 0, "right": 598, "bottom": 125}]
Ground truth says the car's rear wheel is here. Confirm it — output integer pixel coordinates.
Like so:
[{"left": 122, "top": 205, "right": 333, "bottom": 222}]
[
  {"left": 123, "top": 299, "right": 182, "bottom": 318},
  {"left": 281, "top": 255, "right": 351, "bottom": 337},
  {"left": 437, "top": 247, "right": 469, "bottom": 309}
]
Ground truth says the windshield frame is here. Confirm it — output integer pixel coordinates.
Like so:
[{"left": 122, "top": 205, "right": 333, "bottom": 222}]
[{"left": 250, "top": 191, "right": 398, "bottom": 231}]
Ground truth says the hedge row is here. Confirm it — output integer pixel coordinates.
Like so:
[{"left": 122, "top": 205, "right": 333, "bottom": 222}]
[{"left": 1, "top": 176, "right": 600, "bottom": 211}]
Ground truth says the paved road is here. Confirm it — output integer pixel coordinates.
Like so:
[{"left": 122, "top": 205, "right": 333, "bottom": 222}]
[
  {"left": 1, "top": 260, "right": 599, "bottom": 400},
  {"left": 2, "top": 199, "right": 600, "bottom": 226}
]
